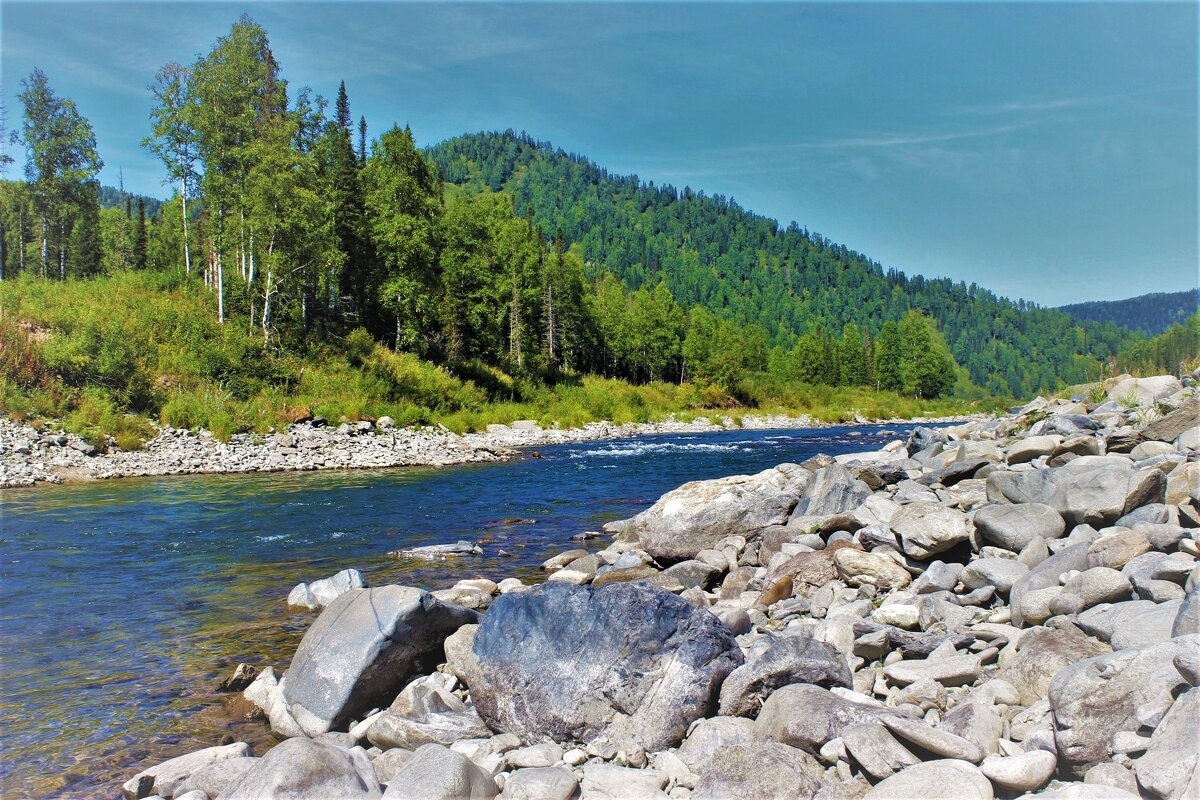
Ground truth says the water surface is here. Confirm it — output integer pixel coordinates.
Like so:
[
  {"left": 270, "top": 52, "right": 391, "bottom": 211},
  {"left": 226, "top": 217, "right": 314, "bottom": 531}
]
[{"left": 0, "top": 424, "right": 904, "bottom": 797}]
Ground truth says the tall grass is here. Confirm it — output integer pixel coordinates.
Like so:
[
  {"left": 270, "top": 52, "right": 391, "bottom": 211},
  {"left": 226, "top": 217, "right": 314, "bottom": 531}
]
[{"left": 1, "top": 273, "right": 1008, "bottom": 446}]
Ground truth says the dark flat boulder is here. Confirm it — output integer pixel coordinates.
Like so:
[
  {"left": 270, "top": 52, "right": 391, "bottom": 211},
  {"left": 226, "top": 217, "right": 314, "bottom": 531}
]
[{"left": 469, "top": 581, "right": 742, "bottom": 753}]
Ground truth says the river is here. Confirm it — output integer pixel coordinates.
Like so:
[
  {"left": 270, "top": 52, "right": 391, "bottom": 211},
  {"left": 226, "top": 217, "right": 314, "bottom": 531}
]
[{"left": 0, "top": 423, "right": 906, "bottom": 798}]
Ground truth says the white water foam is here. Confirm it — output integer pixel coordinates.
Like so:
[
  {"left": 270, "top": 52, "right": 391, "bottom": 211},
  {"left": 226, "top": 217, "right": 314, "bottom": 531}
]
[{"left": 568, "top": 441, "right": 745, "bottom": 459}]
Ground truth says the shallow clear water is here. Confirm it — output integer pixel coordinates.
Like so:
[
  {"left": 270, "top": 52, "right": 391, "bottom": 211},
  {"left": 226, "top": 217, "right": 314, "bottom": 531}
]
[{"left": 0, "top": 424, "right": 904, "bottom": 798}]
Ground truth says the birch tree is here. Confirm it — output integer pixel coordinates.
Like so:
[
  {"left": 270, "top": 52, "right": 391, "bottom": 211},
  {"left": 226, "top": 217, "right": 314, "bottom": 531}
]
[{"left": 143, "top": 63, "right": 198, "bottom": 275}]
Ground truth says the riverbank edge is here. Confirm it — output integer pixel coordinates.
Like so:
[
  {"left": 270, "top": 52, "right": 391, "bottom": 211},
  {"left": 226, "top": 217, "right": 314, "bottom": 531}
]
[{"left": 0, "top": 412, "right": 986, "bottom": 490}]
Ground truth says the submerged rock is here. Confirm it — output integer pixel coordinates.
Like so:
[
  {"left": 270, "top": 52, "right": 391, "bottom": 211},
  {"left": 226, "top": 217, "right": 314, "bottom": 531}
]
[
  {"left": 122, "top": 743, "right": 252, "bottom": 800},
  {"left": 287, "top": 568, "right": 367, "bottom": 611}
]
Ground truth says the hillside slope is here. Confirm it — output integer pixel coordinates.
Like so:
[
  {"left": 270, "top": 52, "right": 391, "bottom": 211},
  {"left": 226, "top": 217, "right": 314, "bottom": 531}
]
[
  {"left": 1058, "top": 290, "right": 1197, "bottom": 336},
  {"left": 428, "top": 131, "right": 1136, "bottom": 397}
]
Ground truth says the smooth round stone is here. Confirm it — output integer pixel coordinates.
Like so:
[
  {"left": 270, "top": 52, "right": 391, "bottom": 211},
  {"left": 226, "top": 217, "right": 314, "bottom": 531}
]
[
  {"left": 863, "top": 759, "right": 994, "bottom": 800},
  {"left": 873, "top": 604, "right": 920, "bottom": 629},
  {"left": 980, "top": 750, "right": 1056, "bottom": 791}
]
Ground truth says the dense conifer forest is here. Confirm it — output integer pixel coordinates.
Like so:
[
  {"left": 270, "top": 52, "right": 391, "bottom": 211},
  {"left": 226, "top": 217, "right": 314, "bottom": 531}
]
[
  {"left": 0, "top": 16, "right": 1192, "bottom": 445},
  {"left": 1057, "top": 290, "right": 1197, "bottom": 337}
]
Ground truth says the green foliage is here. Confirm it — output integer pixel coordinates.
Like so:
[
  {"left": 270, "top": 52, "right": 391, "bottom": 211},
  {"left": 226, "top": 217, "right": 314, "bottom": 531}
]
[
  {"left": 874, "top": 320, "right": 903, "bottom": 391},
  {"left": 344, "top": 327, "right": 375, "bottom": 365},
  {"left": 899, "top": 310, "right": 957, "bottom": 399},
  {"left": 1059, "top": 290, "right": 1197, "bottom": 337},
  {"left": 428, "top": 131, "right": 1138, "bottom": 396},
  {"left": 1116, "top": 313, "right": 1200, "bottom": 377},
  {"left": 363, "top": 124, "right": 442, "bottom": 350},
  {"left": 3, "top": 16, "right": 1094, "bottom": 443}
]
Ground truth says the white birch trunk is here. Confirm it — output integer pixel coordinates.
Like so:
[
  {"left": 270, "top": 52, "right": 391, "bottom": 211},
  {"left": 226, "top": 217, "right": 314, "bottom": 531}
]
[
  {"left": 179, "top": 171, "right": 191, "bottom": 276},
  {"left": 262, "top": 269, "right": 272, "bottom": 343}
]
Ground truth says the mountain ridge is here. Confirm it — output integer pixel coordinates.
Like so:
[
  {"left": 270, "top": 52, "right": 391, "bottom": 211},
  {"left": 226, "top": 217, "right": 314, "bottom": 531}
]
[
  {"left": 428, "top": 130, "right": 1136, "bottom": 397},
  {"left": 1057, "top": 290, "right": 1197, "bottom": 337}
]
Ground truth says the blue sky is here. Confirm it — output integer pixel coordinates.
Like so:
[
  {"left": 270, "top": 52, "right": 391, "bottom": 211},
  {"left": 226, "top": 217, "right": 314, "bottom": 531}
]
[{"left": 2, "top": 2, "right": 1196, "bottom": 307}]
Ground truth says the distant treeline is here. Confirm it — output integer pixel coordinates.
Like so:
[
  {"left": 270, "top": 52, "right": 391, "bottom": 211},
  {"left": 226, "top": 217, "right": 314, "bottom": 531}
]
[
  {"left": 1058, "top": 290, "right": 1198, "bottom": 337},
  {"left": 429, "top": 131, "right": 1140, "bottom": 396}
]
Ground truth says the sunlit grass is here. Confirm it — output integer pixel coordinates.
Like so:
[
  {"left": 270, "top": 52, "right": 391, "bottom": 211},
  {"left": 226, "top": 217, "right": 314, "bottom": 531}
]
[{"left": 1, "top": 272, "right": 1007, "bottom": 445}]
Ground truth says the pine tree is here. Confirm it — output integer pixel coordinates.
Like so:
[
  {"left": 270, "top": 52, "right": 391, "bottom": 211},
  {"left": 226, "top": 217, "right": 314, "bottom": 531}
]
[{"left": 357, "top": 116, "right": 367, "bottom": 166}]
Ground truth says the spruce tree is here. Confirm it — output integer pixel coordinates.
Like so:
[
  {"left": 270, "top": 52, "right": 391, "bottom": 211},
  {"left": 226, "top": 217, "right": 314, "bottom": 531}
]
[
  {"left": 839, "top": 322, "right": 868, "bottom": 386},
  {"left": 133, "top": 197, "right": 148, "bottom": 269},
  {"left": 335, "top": 80, "right": 351, "bottom": 132},
  {"left": 357, "top": 116, "right": 367, "bottom": 165},
  {"left": 874, "top": 320, "right": 904, "bottom": 391},
  {"left": 68, "top": 185, "right": 103, "bottom": 276}
]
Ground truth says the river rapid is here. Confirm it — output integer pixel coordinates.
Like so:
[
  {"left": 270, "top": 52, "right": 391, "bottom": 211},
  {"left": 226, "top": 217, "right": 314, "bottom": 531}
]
[{"left": 0, "top": 424, "right": 906, "bottom": 798}]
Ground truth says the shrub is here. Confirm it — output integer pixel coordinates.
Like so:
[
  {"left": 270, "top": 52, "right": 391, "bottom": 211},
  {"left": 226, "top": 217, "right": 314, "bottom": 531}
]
[{"left": 345, "top": 327, "right": 376, "bottom": 366}]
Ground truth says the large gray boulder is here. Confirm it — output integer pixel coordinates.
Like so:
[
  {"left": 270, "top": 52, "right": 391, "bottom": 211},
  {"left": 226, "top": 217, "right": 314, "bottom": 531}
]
[
  {"left": 173, "top": 757, "right": 259, "bottom": 800},
  {"left": 468, "top": 582, "right": 742, "bottom": 753},
  {"left": 611, "top": 464, "right": 811, "bottom": 559},
  {"left": 692, "top": 742, "right": 823, "bottom": 800},
  {"left": 1009, "top": 543, "right": 1090, "bottom": 627},
  {"left": 889, "top": 501, "right": 972, "bottom": 559},
  {"left": 973, "top": 503, "right": 1066, "bottom": 552},
  {"left": 717, "top": 636, "right": 851, "bottom": 717},
  {"left": 1107, "top": 375, "right": 1183, "bottom": 407},
  {"left": 994, "top": 627, "right": 1111, "bottom": 705},
  {"left": 677, "top": 717, "right": 755, "bottom": 773},
  {"left": 1049, "top": 635, "right": 1197, "bottom": 776},
  {"left": 382, "top": 743, "right": 497, "bottom": 800},
  {"left": 990, "top": 464, "right": 1166, "bottom": 527},
  {"left": 501, "top": 767, "right": 577, "bottom": 800},
  {"left": 790, "top": 463, "right": 873, "bottom": 519},
  {"left": 1174, "top": 589, "right": 1200, "bottom": 637},
  {"left": 223, "top": 738, "right": 381, "bottom": 800},
  {"left": 1135, "top": 685, "right": 1200, "bottom": 800},
  {"left": 1110, "top": 599, "right": 1185, "bottom": 650},
  {"left": 287, "top": 568, "right": 367, "bottom": 611},
  {"left": 282, "top": 586, "right": 480, "bottom": 737}
]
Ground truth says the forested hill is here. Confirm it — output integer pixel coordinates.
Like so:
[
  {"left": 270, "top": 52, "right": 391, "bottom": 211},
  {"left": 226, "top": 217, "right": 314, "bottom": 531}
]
[
  {"left": 428, "top": 131, "right": 1136, "bottom": 397},
  {"left": 1058, "top": 290, "right": 1197, "bottom": 337},
  {"left": 98, "top": 186, "right": 164, "bottom": 220}
]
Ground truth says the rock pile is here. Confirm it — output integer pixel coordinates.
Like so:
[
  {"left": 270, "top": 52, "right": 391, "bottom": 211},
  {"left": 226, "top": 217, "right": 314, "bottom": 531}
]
[
  {"left": 0, "top": 410, "right": 975, "bottom": 489},
  {"left": 121, "top": 374, "right": 1199, "bottom": 800}
]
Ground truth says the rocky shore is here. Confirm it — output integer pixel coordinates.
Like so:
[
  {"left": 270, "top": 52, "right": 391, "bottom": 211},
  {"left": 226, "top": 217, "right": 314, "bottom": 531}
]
[
  {"left": 113, "top": 373, "right": 1200, "bottom": 800},
  {"left": 0, "top": 410, "right": 972, "bottom": 490}
]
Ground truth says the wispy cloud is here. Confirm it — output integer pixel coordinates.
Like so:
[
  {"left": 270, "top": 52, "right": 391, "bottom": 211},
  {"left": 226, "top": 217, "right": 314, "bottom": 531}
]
[
  {"left": 725, "top": 120, "right": 1039, "bottom": 155},
  {"left": 949, "top": 95, "right": 1113, "bottom": 116}
]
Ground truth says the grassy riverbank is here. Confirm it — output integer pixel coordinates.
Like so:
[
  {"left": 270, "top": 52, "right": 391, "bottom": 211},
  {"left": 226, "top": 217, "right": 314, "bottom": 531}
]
[{"left": 2, "top": 273, "right": 1006, "bottom": 449}]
